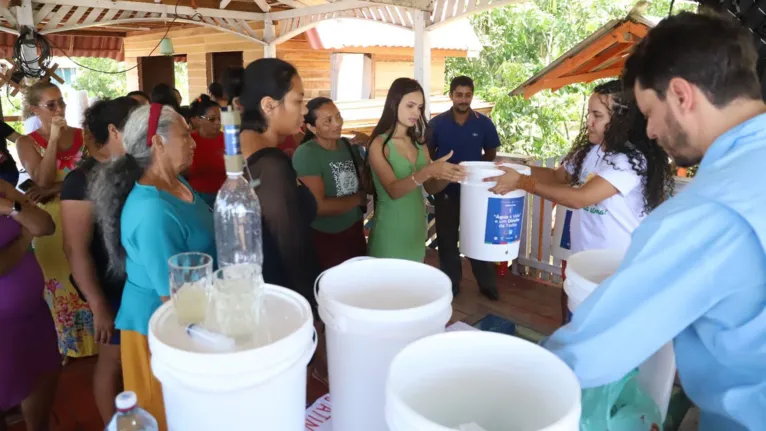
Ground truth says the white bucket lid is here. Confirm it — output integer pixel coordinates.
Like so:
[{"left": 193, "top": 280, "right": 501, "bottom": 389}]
[
  {"left": 386, "top": 331, "right": 581, "bottom": 431},
  {"left": 148, "top": 283, "right": 314, "bottom": 381},
  {"left": 563, "top": 249, "right": 625, "bottom": 302},
  {"left": 315, "top": 258, "right": 452, "bottom": 332},
  {"left": 460, "top": 161, "right": 531, "bottom": 185}
]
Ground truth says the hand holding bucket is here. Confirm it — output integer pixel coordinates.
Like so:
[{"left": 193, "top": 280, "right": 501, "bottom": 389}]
[
  {"left": 425, "top": 151, "right": 467, "bottom": 183},
  {"left": 482, "top": 163, "right": 528, "bottom": 196}
]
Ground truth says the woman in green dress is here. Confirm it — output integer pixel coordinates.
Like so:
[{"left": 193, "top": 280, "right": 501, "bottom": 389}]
[{"left": 366, "top": 78, "right": 465, "bottom": 261}]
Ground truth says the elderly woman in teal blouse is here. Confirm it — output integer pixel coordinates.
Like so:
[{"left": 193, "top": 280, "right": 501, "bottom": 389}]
[{"left": 89, "top": 103, "right": 215, "bottom": 430}]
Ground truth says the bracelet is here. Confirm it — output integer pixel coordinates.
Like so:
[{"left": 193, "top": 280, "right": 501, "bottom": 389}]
[
  {"left": 517, "top": 175, "right": 538, "bottom": 194},
  {"left": 411, "top": 173, "right": 422, "bottom": 186}
]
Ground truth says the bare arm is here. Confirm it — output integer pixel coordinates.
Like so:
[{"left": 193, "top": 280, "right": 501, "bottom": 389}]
[
  {"left": 486, "top": 168, "right": 618, "bottom": 209},
  {"left": 16, "top": 135, "right": 59, "bottom": 188},
  {"left": 369, "top": 137, "right": 463, "bottom": 200},
  {"left": 61, "top": 200, "right": 108, "bottom": 307},
  {"left": 482, "top": 147, "right": 497, "bottom": 161},
  {"left": 530, "top": 176, "right": 618, "bottom": 209},
  {"left": 422, "top": 149, "right": 451, "bottom": 195},
  {"left": 529, "top": 165, "right": 572, "bottom": 185},
  {"left": 300, "top": 176, "right": 364, "bottom": 217},
  {"left": 0, "top": 180, "right": 55, "bottom": 236},
  {"left": 0, "top": 179, "right": 54, "bottom": 275}
]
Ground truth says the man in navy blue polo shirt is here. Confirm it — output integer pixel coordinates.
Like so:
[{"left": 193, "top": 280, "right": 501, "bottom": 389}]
[{"left": 429, "top": 76, "right": 501, "bottom": 299}]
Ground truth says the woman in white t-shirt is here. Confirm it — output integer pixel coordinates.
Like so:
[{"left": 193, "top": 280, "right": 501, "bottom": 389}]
[
  {"left": 488, "top": 81, "right": 672, "bottom": 320},
  {"left": 488, "top": 80, "right": 672, "bottom": 253}
]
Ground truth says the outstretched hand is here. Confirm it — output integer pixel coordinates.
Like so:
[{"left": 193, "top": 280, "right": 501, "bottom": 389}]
[
  {"left": 484, "top": 165, "right": 522, "bottom": 195},
  {"left": 428, "top": 150, "right": 466, "bottom": 183}
]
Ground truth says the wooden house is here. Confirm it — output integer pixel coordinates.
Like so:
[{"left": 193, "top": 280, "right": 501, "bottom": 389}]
[{"left": 122, "top": 17, "right": 491, "bottom": 132}]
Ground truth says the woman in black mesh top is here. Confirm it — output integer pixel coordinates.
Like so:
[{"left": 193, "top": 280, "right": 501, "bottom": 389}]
[{"left": 238, "top": 58, "right": 320, "bottom": 308}]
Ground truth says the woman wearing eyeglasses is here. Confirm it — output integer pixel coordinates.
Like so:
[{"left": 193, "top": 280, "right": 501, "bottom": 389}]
[
  {"left": 186, "top": 94, "right": 225, "bottom": 207},
  {"left": 15, "top": 81, "right": 96, "bottom": 359}
]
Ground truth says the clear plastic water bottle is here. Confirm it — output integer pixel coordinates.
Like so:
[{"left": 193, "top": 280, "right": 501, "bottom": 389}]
[
  {"left": 104, "top": 391, "right": 158, "bottom": 431},
  {"left": 214, "top": 107, "right": 264, "bottom": 269}
]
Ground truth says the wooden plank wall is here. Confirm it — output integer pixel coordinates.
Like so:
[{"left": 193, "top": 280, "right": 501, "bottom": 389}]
[{"left": 123, "top": 26, "right": 459, "bottom": 101}]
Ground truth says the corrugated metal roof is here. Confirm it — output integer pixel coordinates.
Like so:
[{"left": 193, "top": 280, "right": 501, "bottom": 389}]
[
  {"left": 306, "top": 18, "right": 482, "bottom": 56},
  {"left": 0, "top": 33, "right": 124, "bottom": 61}
]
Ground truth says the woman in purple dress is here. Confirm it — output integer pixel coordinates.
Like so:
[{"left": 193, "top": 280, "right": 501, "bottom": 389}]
[{"left": 0, "top": 178, "right": 60, "bottom": 430}]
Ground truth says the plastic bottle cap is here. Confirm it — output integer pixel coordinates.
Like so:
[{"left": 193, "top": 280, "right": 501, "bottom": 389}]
[{"left": 115, "top": 391, "right": 137, "bottom": 411}]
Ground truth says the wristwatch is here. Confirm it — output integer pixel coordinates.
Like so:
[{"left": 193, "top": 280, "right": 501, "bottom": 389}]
[{"left": 9, "top": 200, "right": 21, "bottom": 217}]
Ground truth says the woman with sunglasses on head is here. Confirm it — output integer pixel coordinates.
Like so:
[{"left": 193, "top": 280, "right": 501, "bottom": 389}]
[
  {"left": 60, "top": 97, "right": 139, "bottom": 424},
  {"left": 186, "top": 94, "right": 225, "bottom": 207},
  {"left": 15, "top": 80, "right": 97, "bottom": 359}
]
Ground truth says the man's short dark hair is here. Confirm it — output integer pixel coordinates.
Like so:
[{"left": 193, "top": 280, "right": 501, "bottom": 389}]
[
  {"left": 623, "top": 12, "right": 761, "bottom": 107},
  {"left": 209, "top": 82, "right": 224, "bottom": 99},
  {"left": 450, "top": 76, "right": 474, "bottom": 93}
]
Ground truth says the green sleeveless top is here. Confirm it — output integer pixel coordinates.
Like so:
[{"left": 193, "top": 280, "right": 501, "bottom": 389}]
[{"left": 368, "top": 134, "right": 428, "bottom": 262}]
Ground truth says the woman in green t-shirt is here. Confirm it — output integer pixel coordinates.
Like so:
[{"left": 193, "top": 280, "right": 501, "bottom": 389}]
[{"left": 293, "top": 97, "right": 368, "bottom": 270}]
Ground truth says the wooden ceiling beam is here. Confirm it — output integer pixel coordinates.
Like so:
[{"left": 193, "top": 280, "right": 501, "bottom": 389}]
[{"left": 525, "top": 66, "right": 625, "bottom": 98}]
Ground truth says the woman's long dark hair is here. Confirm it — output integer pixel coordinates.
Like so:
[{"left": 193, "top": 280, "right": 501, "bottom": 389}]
[
  {"left": 602, "top": 94, "right": 674, "bottom": 214},
  {"left": 301, "top": 97, "right": 334, "bottom": 144},
  {"left": 562, "top": 79, "right": 673, "bottom": 215},
  {"left": 563, "top": 80, "right": 622, "bottom": 184},
  {"left": 367, "top": 78, "right": 429, "bottom": 149},
  {"left": 361, "top": 78, "right": 429, "bottom": 203},
  {"left": 150, "top": 83, "right": 182, "bottom": 114},
  {"left": 239, "top": 59, "right": 298, "bottom": 133},
  {"left": 221, "top": 66, "right": 244, "bottom": 104}
]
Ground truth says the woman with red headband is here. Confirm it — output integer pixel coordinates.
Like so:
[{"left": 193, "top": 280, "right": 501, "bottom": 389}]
[{"left": 89, "top": 104, "right": 215, "bottom": 429}]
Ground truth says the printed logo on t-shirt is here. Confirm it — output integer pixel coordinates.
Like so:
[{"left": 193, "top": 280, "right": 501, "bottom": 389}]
[
  {"left": 330, "top": 160, "right": 359, "bottom": 197},
  {"left": 581, "top": 170, "right": 608, "bottom": 216}
]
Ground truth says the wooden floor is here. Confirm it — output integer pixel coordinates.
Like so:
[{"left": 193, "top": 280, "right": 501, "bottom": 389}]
[
  {"left": 426, "top": 252, "right": 565, "bottom": 335},
  {"left": 6, "top": 252, "right": 561, "bottom": 430}
]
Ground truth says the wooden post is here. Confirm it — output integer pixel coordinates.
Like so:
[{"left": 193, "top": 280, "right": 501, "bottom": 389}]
[
  {"left": 263, "top": 19, "right": 276, "bottom": 58},
  {"left": 413, "top": 11, "right": 431, "bottom": 117}
]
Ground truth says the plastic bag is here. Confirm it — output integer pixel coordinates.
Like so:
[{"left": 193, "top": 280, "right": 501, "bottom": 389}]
[{"left": 580, "top": 370, "right": 662, "bottom": 431}]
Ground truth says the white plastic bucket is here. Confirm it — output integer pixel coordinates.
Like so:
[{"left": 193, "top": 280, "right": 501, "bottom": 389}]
[
  {"left": 551, "top": 205, "right": 573, "bottom": 261},
  {"left": 148, "top": 283, "right": 316, "bottom": 431},
  {"left": 459, "top": 161, "right": 531, "bottom": 262},
  {"left": 386, "top": 331, "right": 581, "bottom": 431},
  {"left": 563, "top": 249, "right": 624, "bottom": 313},
  {"left": 563, "top": 250, "right": 675, "bottom": 420},
  {"left": 315, "top": 258, "right": 453, "bottom": 431}
]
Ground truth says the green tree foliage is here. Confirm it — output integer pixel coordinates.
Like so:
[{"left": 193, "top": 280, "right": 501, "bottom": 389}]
[
  {"left": 71, "top": 57, "right": 127, "bottom": 100},
  {"left": 174, "top": 60, "right": 189, "bottom": 105},
  {"left": 445, "top": 0, "right": 696, "bottom": 159}
]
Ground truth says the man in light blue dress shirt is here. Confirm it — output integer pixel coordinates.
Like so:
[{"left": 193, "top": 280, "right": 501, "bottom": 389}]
[{"left": 544, "top": 13, "right": 766, "bottom": 430}]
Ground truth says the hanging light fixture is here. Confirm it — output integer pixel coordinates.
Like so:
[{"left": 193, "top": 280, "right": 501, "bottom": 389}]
[{"left": 159, "top": 38, "right": 175, "bottom": 56}]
